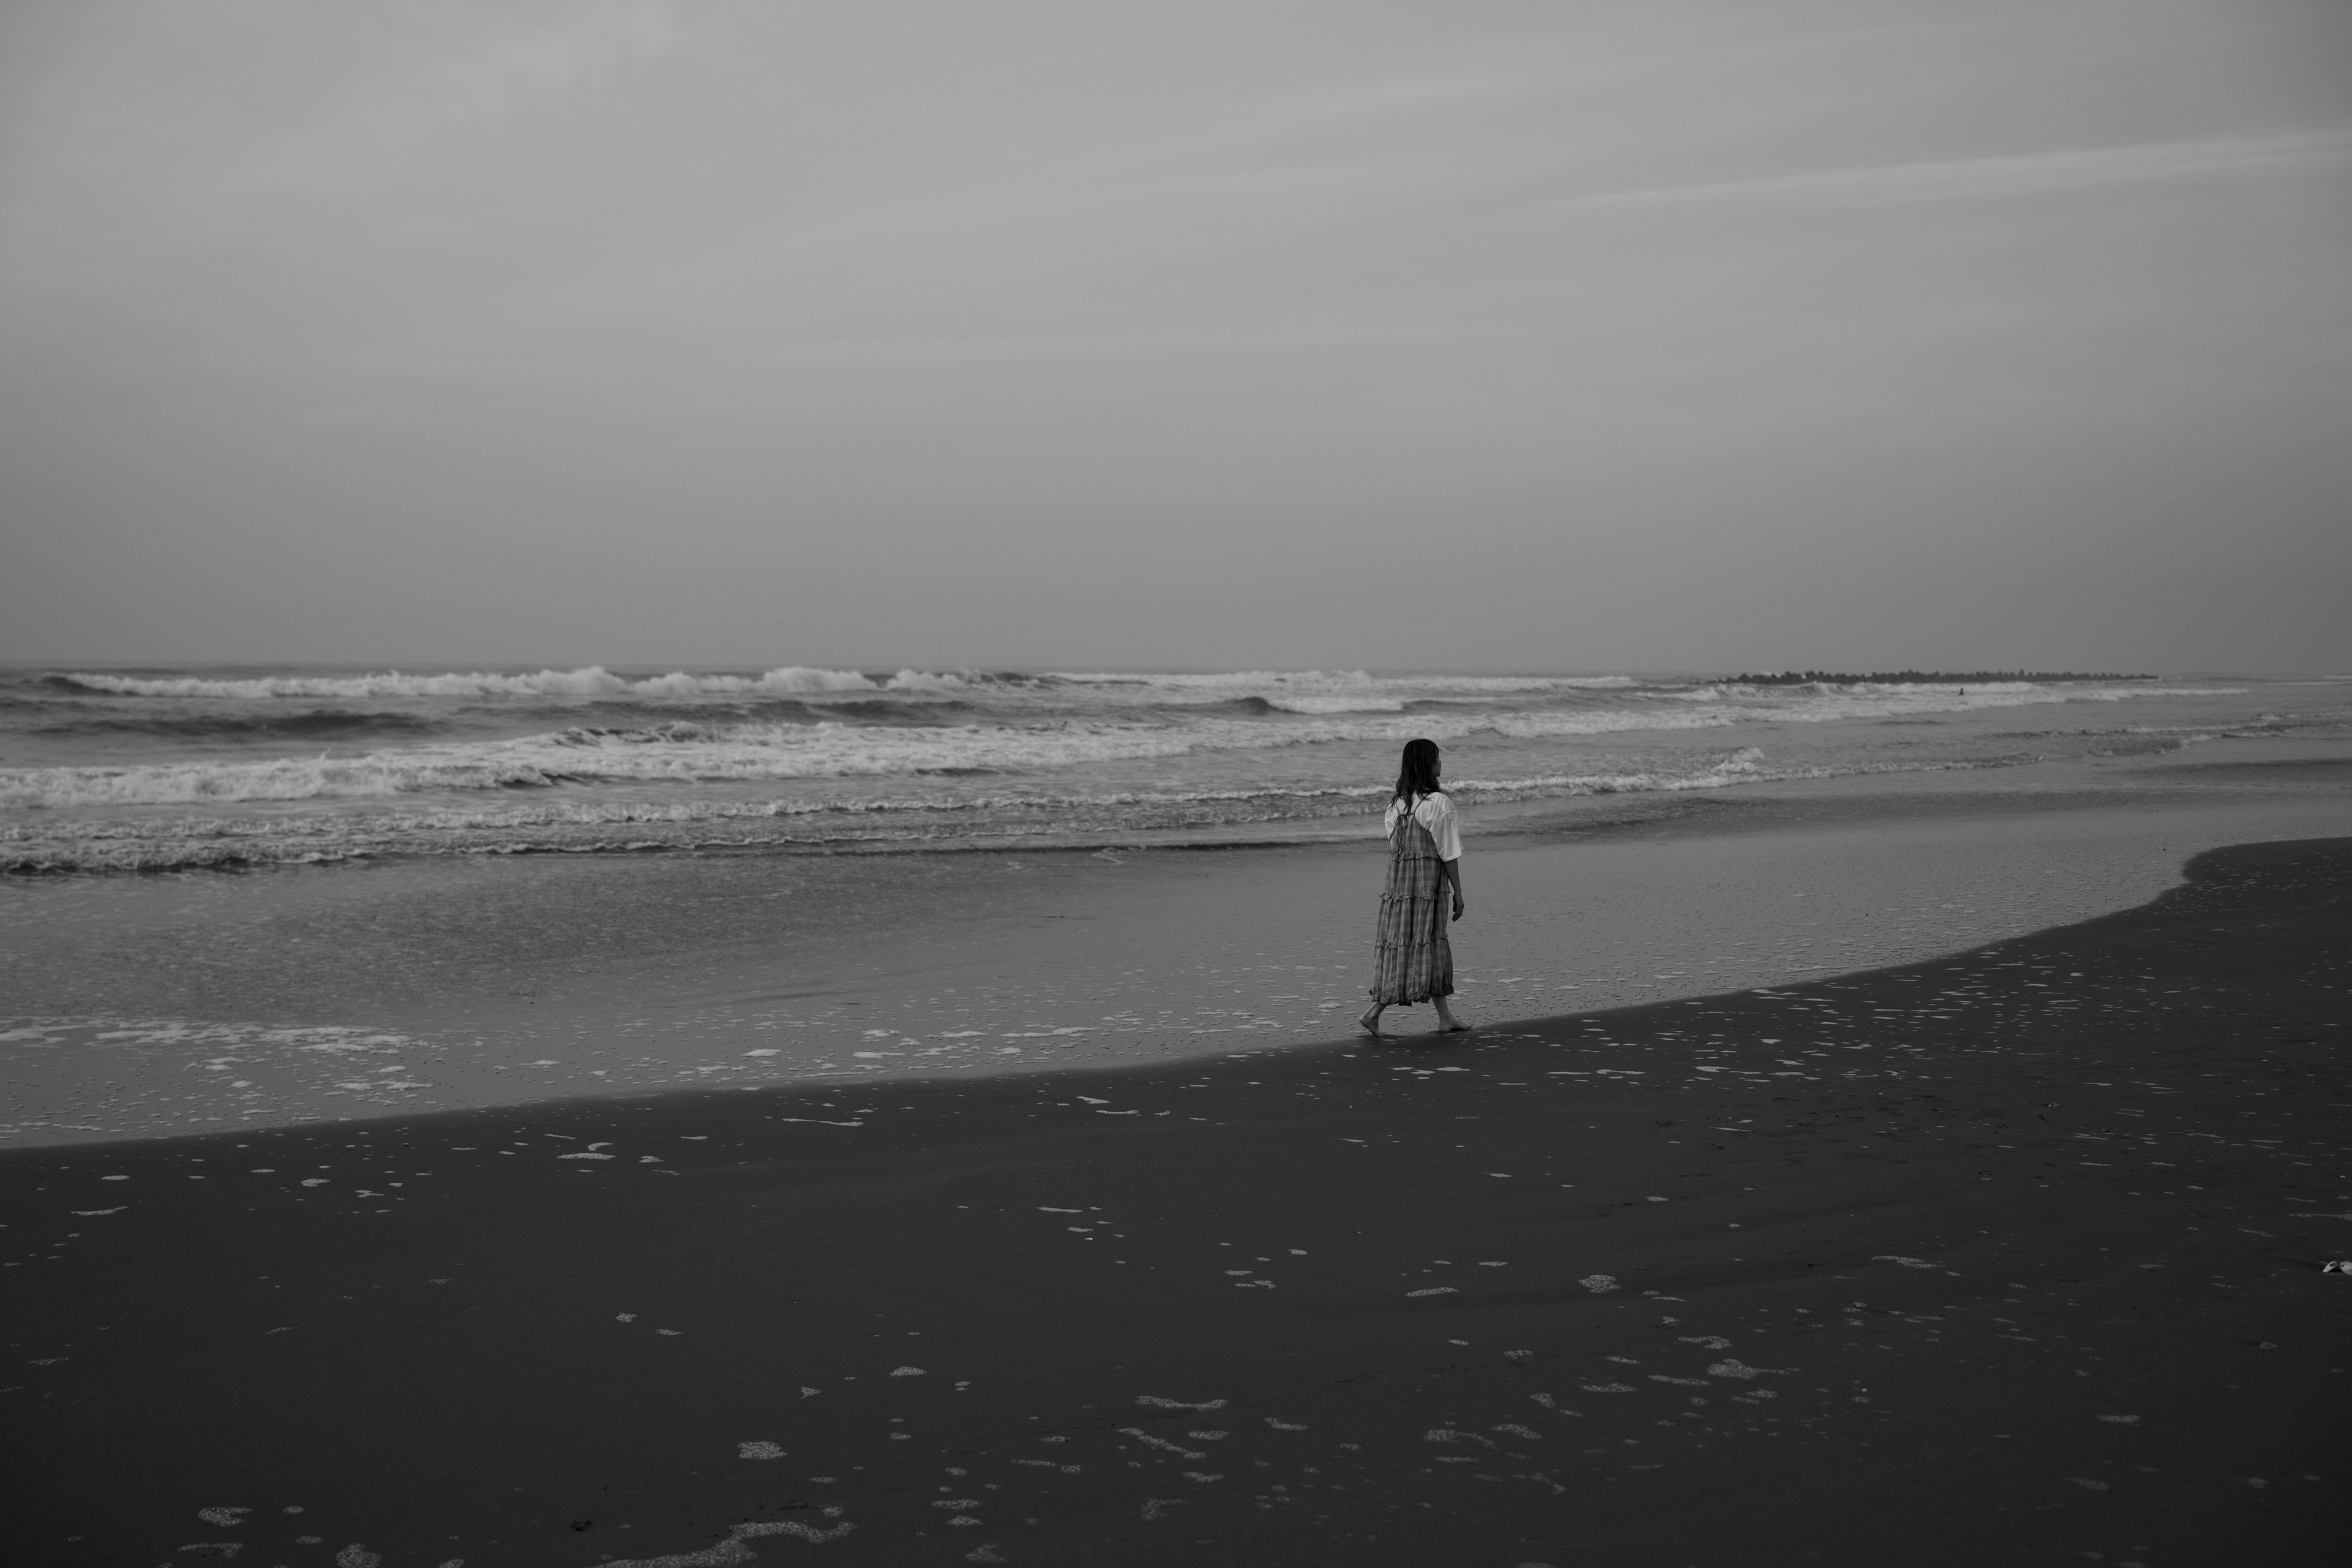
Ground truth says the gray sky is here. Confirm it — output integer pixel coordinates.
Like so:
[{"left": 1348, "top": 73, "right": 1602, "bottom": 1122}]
[{"left": 3, "top": 0, "right": 2348, "bottom": 673}]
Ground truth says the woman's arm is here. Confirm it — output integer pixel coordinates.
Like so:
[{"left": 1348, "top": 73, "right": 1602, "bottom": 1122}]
[{"left": 1441, "top": 856, "right": 1466, "bottom": 920}]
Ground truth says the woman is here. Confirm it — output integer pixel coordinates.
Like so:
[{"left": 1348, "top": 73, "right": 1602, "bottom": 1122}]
[{"left": 1360, "top": 737, "right": 1469, "bottom": 1036}]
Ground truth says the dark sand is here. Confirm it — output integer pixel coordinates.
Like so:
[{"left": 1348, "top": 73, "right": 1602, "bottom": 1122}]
[{"left": 7, "top": 839, "right": 2348, "bottom": 1566}]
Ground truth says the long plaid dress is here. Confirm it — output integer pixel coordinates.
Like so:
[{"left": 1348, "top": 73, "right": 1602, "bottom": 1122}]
[{"left": 1369, "top": 797, "right": 1454, "bottom": 1005}]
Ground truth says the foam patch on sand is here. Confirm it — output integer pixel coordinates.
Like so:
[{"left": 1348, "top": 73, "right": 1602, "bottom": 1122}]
[
  {"left": 1120, "top": 1428, "right": 1207, "bottom": 1459},
  {"left": 599, "top": 1518, "right": 856, "bottom": 1566}
]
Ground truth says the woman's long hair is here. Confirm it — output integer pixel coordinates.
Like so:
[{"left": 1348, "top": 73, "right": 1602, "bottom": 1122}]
[{"left": 1392, "top": 738, "right": 1442, "bottom": 806}]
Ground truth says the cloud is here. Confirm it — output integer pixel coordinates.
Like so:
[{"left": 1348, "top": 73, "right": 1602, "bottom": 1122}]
[
  {"left": 1525, "top": 125, "right": 2352, "bottom": 221},
  {"left": 188, "top": 1, "right": 682, "bottom": 207}
]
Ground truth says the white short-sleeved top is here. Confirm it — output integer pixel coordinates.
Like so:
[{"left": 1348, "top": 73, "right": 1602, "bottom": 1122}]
[{"left": 1383, "top": 791, "right": 1462, "bottom": 861}]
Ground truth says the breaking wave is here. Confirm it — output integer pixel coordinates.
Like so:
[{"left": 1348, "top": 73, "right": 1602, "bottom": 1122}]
[
  {"left": 0, "top": 684, "right": 2242, "bottom": 810},
  {"left": 47, "top": 665, "right": 994, "bottom": 700},
  {"left": 0, "top": 747, "right": 1829, "bottom": 872}
]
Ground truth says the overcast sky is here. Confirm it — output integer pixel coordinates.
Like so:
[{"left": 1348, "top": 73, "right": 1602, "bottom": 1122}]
[{"left": 2, "top": 0, "right": 2346, "bottom": 673}]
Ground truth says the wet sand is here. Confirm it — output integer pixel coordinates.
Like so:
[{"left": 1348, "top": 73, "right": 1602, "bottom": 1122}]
[{"left": 8, "top": 837, "right": 2346, "bottom": 1566}]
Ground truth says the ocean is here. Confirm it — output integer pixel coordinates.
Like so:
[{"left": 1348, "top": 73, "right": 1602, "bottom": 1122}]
[{"left": 0, "top": 665, "right": 2313, "bottom": 874}]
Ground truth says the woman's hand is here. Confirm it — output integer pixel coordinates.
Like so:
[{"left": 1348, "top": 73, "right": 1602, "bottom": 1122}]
[{"left": 1452, "top": 892, "right": 1467, "bottom": 920}]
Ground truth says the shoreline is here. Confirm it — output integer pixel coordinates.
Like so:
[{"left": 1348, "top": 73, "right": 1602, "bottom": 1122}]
[
  {"left": 4, "top": 775, "right": 2349, "bottom": 1150},
  {"left": 7, "top": 835, "right": 2346, "bottom": 1565}
]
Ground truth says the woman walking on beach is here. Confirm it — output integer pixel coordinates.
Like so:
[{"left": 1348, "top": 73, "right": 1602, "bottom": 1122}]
[{"left": 1360, "top": 737, "right": 1469, "bottom": 1036}]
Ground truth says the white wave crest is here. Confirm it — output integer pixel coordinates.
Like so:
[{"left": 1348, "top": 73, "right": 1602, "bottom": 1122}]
[
  {"left": 53, "top": 666, "right": 975, "bottom": 700},
  {"left": 1046, "top": 669, "right": 1639, "bottom": 695},
  {"left": 1267, "top": 697, "right": 1411, "bottom": 714}
]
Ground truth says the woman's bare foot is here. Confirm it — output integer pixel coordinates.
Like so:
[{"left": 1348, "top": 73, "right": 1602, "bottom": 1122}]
[
  {"left": 1357, "top": 1005, "right": 1384, "bottom": 1036},
  {"left": 1434, "top": 1006, "right": 1472, "bottom": 1033}
]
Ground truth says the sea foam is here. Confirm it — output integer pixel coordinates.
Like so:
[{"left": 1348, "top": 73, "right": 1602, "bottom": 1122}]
[{"left": 51, "top": 665, "right": 973, "bottom": 700}]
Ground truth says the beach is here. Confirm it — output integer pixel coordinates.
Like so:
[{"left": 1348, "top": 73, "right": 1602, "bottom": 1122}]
[
  {"left": 9, "top": 0, "right": 2350, "bottom": 1559},
  {"left": 6, "top": 834, "right": 2346, "bottom": 1565}
]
